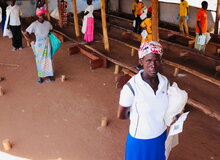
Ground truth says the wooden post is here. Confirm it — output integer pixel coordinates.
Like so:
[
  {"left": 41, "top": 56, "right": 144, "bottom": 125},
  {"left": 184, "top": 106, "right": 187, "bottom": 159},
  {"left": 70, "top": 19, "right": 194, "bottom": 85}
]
[
  {"left": 72, "top": 0, "right": 80, "bottom": 37},
  {"left": 152, "top": 0, "right": 159, "bottom": 41},
  {"left": 101, "top": 117, "right": 108, "bottom": 127},
  {"left": 214, "top": 0, "right": 220, "bottom": 34},
  {"left": 45, "top": 0, "right": 50, "bottom": 21},
  {"left": 2, "top": 139, "right": 11, "bottom": 151},
  {"left": 131, "top": 48, "right": 135, "bottom": 56},
  {"left": 118, "top": 0, "right": 121, "bottom": 12},
  {"left": 114, "top": 64, "right": 120, "bottom": 74},
  {"left": 173, "top": 68, "right": 179, "bottom": 77},
  {"left": 100, "top": 0, "right": 110, "bottom": 52},
  {"left": 0, "top": 86, "right": 4, "bottom": 96},
  {"left": 61, "top": 75, "right": 66, "bottom": 82},
  {"left": 57, "top": 0, "right": 62, "bottom": 27}
]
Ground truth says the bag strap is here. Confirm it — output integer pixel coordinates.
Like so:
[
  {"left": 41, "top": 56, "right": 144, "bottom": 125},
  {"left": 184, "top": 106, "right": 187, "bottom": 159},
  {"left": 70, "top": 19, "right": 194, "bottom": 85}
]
[{"left": 126, "top": 82, "right": 135, "bottom": 96}]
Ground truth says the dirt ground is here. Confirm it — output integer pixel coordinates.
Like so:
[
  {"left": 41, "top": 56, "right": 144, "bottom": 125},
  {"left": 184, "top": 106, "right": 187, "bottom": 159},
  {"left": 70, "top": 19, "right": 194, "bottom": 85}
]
[{"left": 0, "top": 34, "right": 219, "bottom": 160}]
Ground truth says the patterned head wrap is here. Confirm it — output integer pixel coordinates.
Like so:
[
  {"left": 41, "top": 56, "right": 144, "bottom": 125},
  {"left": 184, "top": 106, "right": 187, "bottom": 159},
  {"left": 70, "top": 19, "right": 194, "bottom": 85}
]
[
  {"left": 138, "top": 41, "right": 163, "bottom": 59},
  {"left": 36, "top": 7, "right": 47, "bottom": 16}
]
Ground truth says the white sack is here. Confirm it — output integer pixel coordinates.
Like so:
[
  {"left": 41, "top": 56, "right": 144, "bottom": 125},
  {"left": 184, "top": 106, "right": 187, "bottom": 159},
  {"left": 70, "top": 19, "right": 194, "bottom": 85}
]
[
  {"left": 164, "top": 82, "right": 188, "bottom": 126},
  {"left": 133, "top": 20, "right": 136, "bottom": 28},
  {"left": 82, "top": 16, "right": 87, "bottom": 34},
  {"left": 0, "top": 7, "right": 2, "bottom": 23},
  {"left": 165, "top": 134, "right": 179, "bottom": 160},
  {"left": 141, "top": 29, "right": 148, "bottom": 39},
  {"left": 50, "top": 7, "right": 59, "bottom": 20}
]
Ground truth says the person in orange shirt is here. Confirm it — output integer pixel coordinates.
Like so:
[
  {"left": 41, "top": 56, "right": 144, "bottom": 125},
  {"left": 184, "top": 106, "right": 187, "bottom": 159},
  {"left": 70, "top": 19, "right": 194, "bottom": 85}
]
[
  {"left": 140, "top": 7, "right": 152, "bottom": 44},
  {"left": 194, "top": 1, "right": 210, "bottom": 52},
  {"left": 178, "top": 0, "right": 189, "bottom": 35},
  {"left": 133, "top": 0, "right": 144, "bottom": 33}
]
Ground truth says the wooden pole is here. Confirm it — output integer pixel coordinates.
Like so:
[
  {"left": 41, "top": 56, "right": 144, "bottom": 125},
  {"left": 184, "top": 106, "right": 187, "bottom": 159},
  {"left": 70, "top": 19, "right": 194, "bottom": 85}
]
[
  {"left": 45, "top": 0, "right": 50, "bottom": 21},
  {"left": 2, "top": 139, "right": 11, "bottom": 151},
  {"left": 100, "top": 0, "right": 110, "bottom": 52},
  {"left": 152, "top": 0, "right": 159, "bottom": 41},
  {"left": 118, "top": 0, "right": 121, "bottom": 12},
  {"left": 72, "top": 0, "right": 80, "bottom": 37},
  {"left": 214, "top": 0, "right": 220, "bottom": 34},
  {"left": 57, "top": 0, "right": 62, "bottom": 27},
  {"left": 114, "top": 64, "right": 120, "bottom": 74},
  {"left": 131, "top": 48, "right": 135, "bottom": 56}
]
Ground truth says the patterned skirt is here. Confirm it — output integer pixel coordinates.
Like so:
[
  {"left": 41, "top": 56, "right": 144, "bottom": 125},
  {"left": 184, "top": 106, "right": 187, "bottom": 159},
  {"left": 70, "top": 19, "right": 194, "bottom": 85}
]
[{"left": 33, "top": 37, "right": 54, "bottom": 78}]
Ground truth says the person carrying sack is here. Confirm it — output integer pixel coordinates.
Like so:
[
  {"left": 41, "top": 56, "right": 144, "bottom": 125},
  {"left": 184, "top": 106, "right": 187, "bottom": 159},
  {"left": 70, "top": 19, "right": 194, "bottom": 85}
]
[
  {"left": 194, "top": 1, "right": 211, "bottom": 52},
  {"left": 25, "top": 7, "right": 57, "bottom": 84}
]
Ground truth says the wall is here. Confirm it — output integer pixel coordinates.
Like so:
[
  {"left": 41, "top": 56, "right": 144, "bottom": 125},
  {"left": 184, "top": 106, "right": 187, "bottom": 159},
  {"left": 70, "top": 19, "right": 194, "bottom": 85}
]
[
  {"left": 159, "top": 2, "right": 215, "bottom": 32},
  {"left": 7, "top": 0, "right": 217, "bottom": 32},
  {"left": 109, "top": 0, "right": 216, "bottom": 32},
  {"left": 13, "top": 0, "right": 101, "bottom": 17}
]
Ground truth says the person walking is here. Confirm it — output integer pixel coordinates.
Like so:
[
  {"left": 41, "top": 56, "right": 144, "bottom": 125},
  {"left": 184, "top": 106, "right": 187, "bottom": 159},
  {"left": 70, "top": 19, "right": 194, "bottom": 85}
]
[
  {"left": 140, "top": 7, "right": 152, "bottom": 44},
  {"left": 82, "top": 0, "right": 94, "bottom": 43},
  {"left": 0, "top": 0, "right": 8, "bottom": 34},
  {"left": 5, "top": 0, "right": 22, "bottom": 51},
  {"left": 178, "top": 0, "right": 189, "bottom": 35},
  {"left": 25, "top": 8, "right": 55, "bottom": 84},
  {"left": 194, "top": 1, "right": 210, "bottom": 52},
  {"left": 133, "top": 0, "right": 144, "bottom": 33}
]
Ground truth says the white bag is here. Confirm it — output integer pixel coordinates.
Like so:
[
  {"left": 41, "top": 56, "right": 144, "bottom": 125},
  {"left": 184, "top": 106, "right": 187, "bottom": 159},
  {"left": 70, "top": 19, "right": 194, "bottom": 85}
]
[
  {"left": 3, "top": 6, "right": 13, "bottom": 38},
  {"left": 133, "top": 20, "right": 136, "bottom": 28},
  {"left": 82, "top": 16, "right": 87, "bottom": 34},
  {"left": 3, "top": 28, "right": 13, "bottom": 38},
  {"left": 140, "top": 13, "right": 146, "bottom": 20},
  {"left": 50, "top": 7, "right": 59, "bottom": 20},
  {"left": 164, "top": 82, "right": 188, "bottom": 126},
  {"left": 0, "top": 7, "right": 2, "bottom": 23},
  {"left": 197, "top": 35, "right": 206, "bottom": 45},
  {"left": 165, "top": 134, "right": 179, "bottom": 160},
  {"left": 141, "top": 29, "right": 148, "bottom": 39}
]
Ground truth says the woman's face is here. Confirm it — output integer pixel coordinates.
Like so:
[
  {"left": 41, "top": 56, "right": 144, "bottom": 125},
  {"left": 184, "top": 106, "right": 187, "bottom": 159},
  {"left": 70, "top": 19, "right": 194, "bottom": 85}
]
[
  {"left": 87, "top": 0, "right": 92, "bottom": 5},
  {"left": 37, "top": 14, "right": 45, "bottom": 23},
  {"left": 140, "top": 53, "right": 161, "bottom": 77}
]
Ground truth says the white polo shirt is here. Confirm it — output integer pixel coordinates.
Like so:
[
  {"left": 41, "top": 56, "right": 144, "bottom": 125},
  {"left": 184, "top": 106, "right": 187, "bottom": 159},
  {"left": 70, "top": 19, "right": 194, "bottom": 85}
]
[
  {"left": 119, "top": 70, "right": 169, "bottom": 139},
  {"left": 7, "top": 5, "right": 22, "bottom": 26}
]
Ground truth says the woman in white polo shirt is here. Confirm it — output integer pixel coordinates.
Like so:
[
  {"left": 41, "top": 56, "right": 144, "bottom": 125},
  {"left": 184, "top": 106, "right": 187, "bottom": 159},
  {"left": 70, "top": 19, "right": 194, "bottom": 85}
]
[{"left": 118, "top": 41, "right": 169, "bottom": 160}]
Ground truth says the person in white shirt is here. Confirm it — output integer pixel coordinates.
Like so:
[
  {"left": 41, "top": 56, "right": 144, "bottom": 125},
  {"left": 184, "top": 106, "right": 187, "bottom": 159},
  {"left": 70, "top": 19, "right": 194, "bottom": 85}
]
[
  {"left": 6, "top": 0, "right": 22, "bottom": 51},
  {"left": 118, "top": 41, "right": 169, "bottom": 160},
  {"left": 82, "top": 0, "right": 94, "bottom": 43},
  {"left": 25, "top": 7, "right": 54, "bottom": 84}
]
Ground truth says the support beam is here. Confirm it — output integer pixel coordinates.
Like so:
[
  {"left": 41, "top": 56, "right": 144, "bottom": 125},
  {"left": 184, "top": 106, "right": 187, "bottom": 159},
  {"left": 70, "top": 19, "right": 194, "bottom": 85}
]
[
  {"left": 72, "top": 0, "right": 80, "bottom": 37},
  {"left": 57, "top": 0, "right": 62, "bottom": 27},
  {"left": 100, "top": 0, "right": 110, "bottom": 52},
  {"left": 152, "top": 0, "right": 159, "bottom": 41},
  {"left": 214, "top": 0, "right": 220, "bottom": 34},
  {"left": 118, "top": 0, "right": 121, "bottom": 12},
  {"left": 45, "top": 0, "right": 50, "bottom": 21}
]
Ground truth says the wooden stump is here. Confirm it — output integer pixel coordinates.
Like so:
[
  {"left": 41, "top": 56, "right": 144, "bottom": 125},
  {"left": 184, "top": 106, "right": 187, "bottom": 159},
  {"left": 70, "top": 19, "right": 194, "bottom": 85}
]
[
  {"left": 131, "top": 48, "right": 135, "bottom": 56},
  {"left": 0, "top": 86, "right": 4, "bottom": 96},
  {"left": 114, "top": 64, "right": 120, "bottom": 74},
  {"left": 61, "top": 75, "right": 66, "bottom": 82},
  {"left": 2, "top": 139, "right": 12, "bottom": 151},
  {"left": 101, "top": 117, "right": 108, "bottom": 127},
  {"left": 173, "top": 68, "right": 179, "bottom": 77}
]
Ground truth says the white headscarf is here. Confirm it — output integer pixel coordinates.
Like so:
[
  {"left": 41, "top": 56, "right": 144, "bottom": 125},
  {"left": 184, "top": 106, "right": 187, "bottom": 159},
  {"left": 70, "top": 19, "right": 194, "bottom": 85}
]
[{"left": 138, "top": 41, "right": 163, "bottom": 59}]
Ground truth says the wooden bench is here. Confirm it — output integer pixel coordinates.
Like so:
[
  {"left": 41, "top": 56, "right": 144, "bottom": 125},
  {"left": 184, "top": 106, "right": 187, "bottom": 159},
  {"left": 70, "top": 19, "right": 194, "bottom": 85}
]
[
  {"left": 115, "top": 68, "right": 137, "bottom": 88},
  {"left": 69, "top": 45, "right": 107, "bottom": 69}
]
